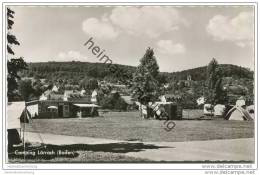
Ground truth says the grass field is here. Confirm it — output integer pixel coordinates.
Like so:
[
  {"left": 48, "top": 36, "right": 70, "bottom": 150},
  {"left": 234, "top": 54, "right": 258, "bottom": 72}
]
[{"left": 25, "top": 111, "right": 254, "bottom": 142}]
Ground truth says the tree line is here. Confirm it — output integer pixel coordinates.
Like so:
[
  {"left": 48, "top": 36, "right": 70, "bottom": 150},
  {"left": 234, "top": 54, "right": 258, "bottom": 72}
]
[{"left": 20, "top": 61, "right": 253, "bottom": 84}]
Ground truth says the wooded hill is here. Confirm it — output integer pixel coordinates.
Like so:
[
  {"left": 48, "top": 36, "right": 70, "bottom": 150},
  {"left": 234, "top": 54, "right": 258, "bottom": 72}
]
[
  {"left": 21, "top": 61, "right": 254, "bottom": 83},
  {"left": 170, "top": 64, "right": 253, "bottom": 81}
]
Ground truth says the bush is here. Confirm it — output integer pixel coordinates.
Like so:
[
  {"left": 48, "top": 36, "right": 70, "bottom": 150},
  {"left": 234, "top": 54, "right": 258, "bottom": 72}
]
[
  {"left": 114, "top": 97, "right": 128, "bottom": 111},
  {"left": 99, "top": 92, "right": 128, "bottom": 111}
]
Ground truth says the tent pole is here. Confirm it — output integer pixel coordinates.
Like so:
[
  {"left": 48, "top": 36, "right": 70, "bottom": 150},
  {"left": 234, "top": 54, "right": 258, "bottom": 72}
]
[{"left": 23, "top": 106, "right": 26, "bottom": 161}]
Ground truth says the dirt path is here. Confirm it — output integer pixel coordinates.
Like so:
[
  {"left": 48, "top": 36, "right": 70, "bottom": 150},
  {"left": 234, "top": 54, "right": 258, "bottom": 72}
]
[{"left": 24, "top": 132, "right": 254, "bottom": 162}]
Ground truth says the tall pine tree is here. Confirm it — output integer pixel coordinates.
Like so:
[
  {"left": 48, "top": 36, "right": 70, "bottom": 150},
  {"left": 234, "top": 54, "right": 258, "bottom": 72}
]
[
  {"left": 131, "top": 48, "right": 160, "bottom": 118},
  {"left": 205, "top": 58, "right": 227, "bottom": 105}
]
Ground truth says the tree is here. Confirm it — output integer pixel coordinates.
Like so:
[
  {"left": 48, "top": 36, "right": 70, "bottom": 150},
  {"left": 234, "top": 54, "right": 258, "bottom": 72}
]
[
  {"left": 131, "top": 48, "right": 160, "bottom": 118},
  {"left": 18, "top": 80, "right": 34, "bottom": 101},
  {"left": 32, "top": 81, "right": 45, "bottom": 98},
  {"left": 7, "top": 8, "right": 27, "bottom": 101},
  {"left": 214, "top": 77, "right": 228, "bottom": 104},
  {"left": 205, "top": 58, "right": 227, "bottom": 105},
  {"left": 99, "top": 92, "right": 128, "bottom": 111},
  {"left": 157, "top": 73, "right": 168, "bottom": 85},
  {"left": 114, "top": 97, "right": 128, "bottom": 111},
  {"left": 80, "top": 78, "right": 99, "bottom": 91}
]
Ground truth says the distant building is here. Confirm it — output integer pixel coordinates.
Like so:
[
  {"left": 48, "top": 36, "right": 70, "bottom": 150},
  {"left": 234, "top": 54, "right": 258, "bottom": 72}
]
[
  {"left": 177, "top": 75, "right": 193, "bottom": 88},
  {"left": 51, "top": 85, "right": 59, "bottom": 92},
  {"left": 64, "top": 90, "right": 74, "bottom": 101},
  {"left": 185, "top": 75, "right": 192, "bottom": 87},
  {"left": 187, "top": 75, "right": 192, "bottom": 81},
  {"left": 39, "top": 90, "right": 52, "bottom": 101}
]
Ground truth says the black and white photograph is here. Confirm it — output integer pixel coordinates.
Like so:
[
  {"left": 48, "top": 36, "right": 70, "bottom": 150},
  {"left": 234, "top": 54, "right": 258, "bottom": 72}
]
[{"left": 1, "top": 0, "right": 259, "bottom": 174}]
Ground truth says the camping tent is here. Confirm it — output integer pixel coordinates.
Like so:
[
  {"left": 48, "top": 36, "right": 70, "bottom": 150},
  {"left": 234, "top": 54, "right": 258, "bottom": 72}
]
[
  {"left": 246, "top": 105, "right": 255, "bottom": 120},
  {"left": 225, "top": 105, "right": 253, "bottom": 121},
  {"left": 7, "top": 101, "right": 31, "bottom": 127},
  {"left": 26, "top": 104, "right": 38, "bottom": 118},
  {"left": 7, "top": 102, "right": 45, "bottom": 153},
  {"left": 7, "top": 102, "right": 31, "bottom": 150},
  {"left": 214, "top": 104, "right": 226, "bottom": 117},
  {"left": 7, "top": 102, "right": 25, "bottom": 130},
  {"left": 204, "top": 104, "right": 214, "bottom": 115}
]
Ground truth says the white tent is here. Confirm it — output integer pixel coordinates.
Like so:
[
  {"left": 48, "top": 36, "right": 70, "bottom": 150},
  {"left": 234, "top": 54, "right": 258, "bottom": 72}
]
[
  {"left": 214, "top": 104, "right": 226, "bottom": 117},
  {"left": 26, "top": 104, "right": 38, "bottom": 118},
  {"left": 7, "top": 102, "right": 43, "bottom": 151},
  {"left": 7, "top": 102, "right": 28, "bottom": 148},
  {"left": 7, "top": 102, "right": 25, "bottom": 129},
  {"left": 225, "top": 105, "right": 253, "bottom": 121},
  {"left": 203, "top": 104, "right": 214, "bottom": 115},
  {"left": 39, "top": 94, "right": 47, "bottom": 101},
  {"left": 8, "top": 102, "right": 32, "bottom": 125}
]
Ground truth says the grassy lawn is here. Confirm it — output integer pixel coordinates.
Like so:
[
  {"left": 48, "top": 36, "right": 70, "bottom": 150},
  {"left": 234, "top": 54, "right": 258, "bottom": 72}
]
[{"left": 25, "top": 111, "right": 254, "bottom": 142}]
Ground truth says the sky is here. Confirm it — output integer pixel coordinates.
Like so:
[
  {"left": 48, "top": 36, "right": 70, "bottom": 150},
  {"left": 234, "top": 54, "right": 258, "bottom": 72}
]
[{"left": 9, "top": 5, "right": 254, "bottom": 72}]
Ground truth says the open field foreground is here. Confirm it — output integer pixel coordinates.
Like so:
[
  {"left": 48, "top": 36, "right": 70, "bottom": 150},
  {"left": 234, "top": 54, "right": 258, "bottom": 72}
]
[
  {"left": 10, "top": 111, "right": 253, "bottom": 163},
  {"left": 9, "top": 133, "right": 254, "bottom": 163},
  {"left": 25, "top": 111, "right": 254, "bottom": 142}
]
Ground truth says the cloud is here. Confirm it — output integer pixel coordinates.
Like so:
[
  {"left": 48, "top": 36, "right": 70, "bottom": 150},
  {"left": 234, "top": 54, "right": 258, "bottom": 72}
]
[
  {"left": 157, "top": 40, "right": 186, "bottom": 55},
  {"left": 82, "top": 17, "right": 119, "bottom": 40},
  {"left": 109, "top": 7, "right": 187, "bottom": 38},
  {"left": 57, "top": 51, "right": 86, "bottom": 61},
  {"left": 206, "top": 11, "right": 254, "bottom": 47},
  {"left": 82, "top": 7, "right": 187, "bottom": 40}
]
